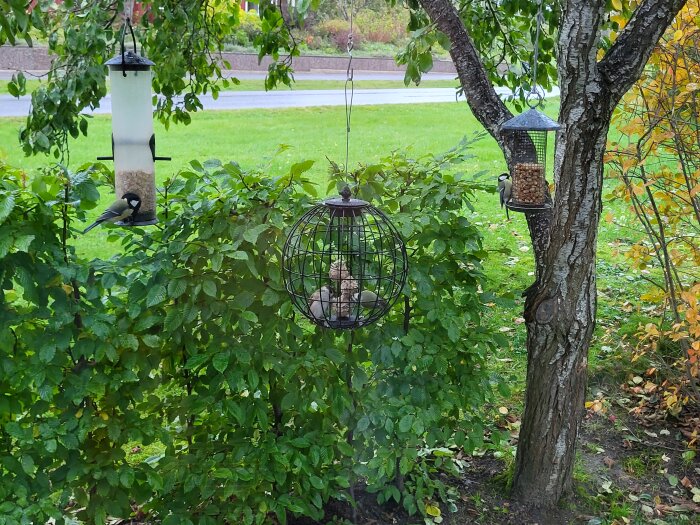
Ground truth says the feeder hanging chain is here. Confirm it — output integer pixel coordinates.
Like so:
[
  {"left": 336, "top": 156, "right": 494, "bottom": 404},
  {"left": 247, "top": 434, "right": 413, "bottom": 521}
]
[
  {"left": 528, "top": 0, "right": 544, "bottom": 108},
  {"left": 344, "top": 0, "right": 355, "bottom": 186}
]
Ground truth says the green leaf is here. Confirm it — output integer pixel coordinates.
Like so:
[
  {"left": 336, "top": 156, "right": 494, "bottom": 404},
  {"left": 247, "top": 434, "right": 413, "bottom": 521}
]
[
  {"left": 146, "top": 284, "right": 167, "bottom": 308},
  {"left": 243, "top": 224, "right": 268, "bottom": 244},
  {"left": 398, "top": 414, "right": 414, "bottom": 433},
  {"left": 212, "top": 352, "right": 229, "bottom": 374},
  {"left": 356, "top": 416, "right": 370, "bottom": 432},
  {"left": 202, "top": 279, "right": 217, "bottom": 297},
  {"left": 0, "top": 193, "right": 15, "bottom": 225},
  {"left": 168, "top": 279, "right": 187, "bottom": 299},
  {"left": 290, "top": 159, "right": 315, "bottom": 178}
]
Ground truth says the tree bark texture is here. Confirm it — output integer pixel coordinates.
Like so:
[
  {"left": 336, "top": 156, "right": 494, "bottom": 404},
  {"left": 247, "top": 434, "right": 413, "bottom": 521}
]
[{"left": 417, "top": 0, "right": 689, "bottom": 507}]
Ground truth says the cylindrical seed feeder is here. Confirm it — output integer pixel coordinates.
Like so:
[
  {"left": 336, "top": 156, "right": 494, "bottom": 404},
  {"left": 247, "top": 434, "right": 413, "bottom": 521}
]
[
  {"left": 102, "top": 50, "right": 161, "bottom": 226},
  {"left": 282, "top": 187, "right": 408, "bottom": 330},
  {"left": 501, "top": 108, "right": 560, "bottom": 212}
]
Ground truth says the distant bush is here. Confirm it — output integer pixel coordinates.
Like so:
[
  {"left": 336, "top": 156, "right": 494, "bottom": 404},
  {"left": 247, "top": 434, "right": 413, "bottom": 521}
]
[
  {"left": 355, "top": 8, "right": 407, "bottom": 44},
  {"left": 228, "top": 8, "right": 262, "bottom": 47},
  {"left": 316, "top": 18, "right": 364, "bottom": 50}
]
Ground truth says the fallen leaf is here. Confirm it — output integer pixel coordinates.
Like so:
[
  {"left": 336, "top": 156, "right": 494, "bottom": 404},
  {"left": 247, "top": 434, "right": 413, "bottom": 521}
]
[
  {"left": 603, "top": 456, "right": 615, "bottom": 468},
  {"left": 514, "top": 317, "right": 526, "bottom": 324},
  {"left": 681, "top": 477, "right": 693, "bottom": 489},
  {"left": 499, "top": 326, "right": 514, "bottom": 332},
  {"left": 498, "top": 407, "right": 509, "bottom": 415}
]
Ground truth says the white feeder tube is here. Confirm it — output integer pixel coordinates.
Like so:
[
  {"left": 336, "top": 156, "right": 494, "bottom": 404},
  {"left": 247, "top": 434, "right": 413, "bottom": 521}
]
[{"left": 109, "top": 67, "right": 156, "bottom": 220}]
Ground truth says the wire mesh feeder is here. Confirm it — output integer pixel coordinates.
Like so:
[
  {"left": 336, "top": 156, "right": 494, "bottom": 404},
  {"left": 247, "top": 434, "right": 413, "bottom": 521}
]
[
  {"left": 282, "top": 187, "right": 408, "bottom": 330},
  {"left": 501, "top": 108, "right": 560, "bottom": 213}
]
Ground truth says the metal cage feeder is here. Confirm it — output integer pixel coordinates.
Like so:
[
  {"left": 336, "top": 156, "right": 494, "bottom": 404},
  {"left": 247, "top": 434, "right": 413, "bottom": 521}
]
[
  {"left": 282, "top": 187, "right": 408, "bottom": 330},
  {"left": 501, "top": 108, "right": 560, "bottom": 213}
]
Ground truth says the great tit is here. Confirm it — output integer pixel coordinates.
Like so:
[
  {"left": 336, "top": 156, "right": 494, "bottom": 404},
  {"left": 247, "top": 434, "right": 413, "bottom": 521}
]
[
  {"left": 83, "top": 192, "right": 141, "bottom": 233},
  {"left": 352, "top": 290, "right": 387, "bottom": 309},
  {"left": 498, "top": 173, "right": 512, "bottom": 220}
]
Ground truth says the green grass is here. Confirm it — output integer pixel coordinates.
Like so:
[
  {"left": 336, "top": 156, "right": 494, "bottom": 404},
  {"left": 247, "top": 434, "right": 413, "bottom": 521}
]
[
  {"left": 0, "top": 100, "right": 513, "bottom": 258},
  {"left": 0, "top": 78, "right": 458, "bottom": 96},
  {"left": 0, "top": 94, "right": 652, "bottom": 362}
]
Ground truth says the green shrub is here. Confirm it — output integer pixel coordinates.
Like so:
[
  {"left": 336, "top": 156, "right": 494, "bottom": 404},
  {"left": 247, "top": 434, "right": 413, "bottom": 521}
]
[
  {"left": 0, "top": 139, "right": 501, "bottom": 524},
  {"left": 316, "top": 18, "right": 363, "bottom": 50},
  {"left": 355, "top": 8, "right": 407, "bottom": 44}
]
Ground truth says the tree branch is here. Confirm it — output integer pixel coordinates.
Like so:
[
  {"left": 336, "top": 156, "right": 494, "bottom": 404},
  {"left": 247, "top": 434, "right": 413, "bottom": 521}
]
[
  {"left": 416, "top": 0, "right": 515, "bottom": 161},
  {"left": 598, "top": 0, "right": 688, "bottom": 106}
]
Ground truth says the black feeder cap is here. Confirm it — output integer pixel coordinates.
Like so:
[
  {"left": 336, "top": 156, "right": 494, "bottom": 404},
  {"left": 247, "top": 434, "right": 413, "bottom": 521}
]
[
  {"left": 106, "top": 51, "right": 154, "bottom": 72},
  {"left": 323, "top": 186, "right": 368, "bottom": 217},
  {"left": 501, "top": 108, "right": 561, "bottom": 131}
]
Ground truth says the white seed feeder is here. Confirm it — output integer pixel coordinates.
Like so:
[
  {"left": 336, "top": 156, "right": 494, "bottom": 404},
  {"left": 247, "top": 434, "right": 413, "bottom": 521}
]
[{"left": 100, "top": 50, "right": 169, "bottom": 226}]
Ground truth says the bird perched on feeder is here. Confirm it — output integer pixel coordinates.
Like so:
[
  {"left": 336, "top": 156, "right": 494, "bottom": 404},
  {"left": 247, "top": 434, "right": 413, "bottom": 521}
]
[
  {"left": 308, "top": 286, "right": 333, "bottom": 322},
  {"left": 83, "top": 193, "right": 141, "bottom": 233},
  {"left": 498, "top": 173, "right": 512, "bottom": 220},
  {"left": 352, "top": 290, "right": 387, "bottom": 309}
]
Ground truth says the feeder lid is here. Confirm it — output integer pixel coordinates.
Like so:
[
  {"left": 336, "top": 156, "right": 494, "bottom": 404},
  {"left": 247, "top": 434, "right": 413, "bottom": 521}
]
[
  {"left": 106, "top": 51, "right": 155, "bottom": 71},
  {"left": 323, "top": 186, "right": 369, "bottom": 216},
  {"left": 501, "top": 108, "right": 561, "bottom": 131}
]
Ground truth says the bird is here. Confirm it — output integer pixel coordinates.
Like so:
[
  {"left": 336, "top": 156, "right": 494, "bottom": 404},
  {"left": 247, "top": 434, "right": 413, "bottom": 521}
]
[
  {"left": 309, "top": 298, "right": 333, "bottom": 321},
  {"left": 307, "top": 286, "right": 332, "bottom": 308},
  {"left": 352, "top": 290, "right": 387, "bottom": 309},
  {"left": 308, "top": 286, "right": 334, "bottom": 322},
  {"left": 83, "top": 193, "right": 141, "bottom": 233},
  {"left": 498, "top": 173, "right": 512, "bottom": 220}
]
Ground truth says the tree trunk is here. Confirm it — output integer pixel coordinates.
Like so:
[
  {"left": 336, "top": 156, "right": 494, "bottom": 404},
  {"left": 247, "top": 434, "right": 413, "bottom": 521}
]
[{"left": 417, "top": 0, "right": 688, "bottom": 508}]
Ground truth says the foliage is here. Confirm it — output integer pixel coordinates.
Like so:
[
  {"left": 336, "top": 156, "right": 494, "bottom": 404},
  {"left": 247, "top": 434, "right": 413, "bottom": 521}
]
[
  {"left": 0, "top": 139, "right": 502, "bottom": 524},
  {"left": 0, "top": 0, "right": 295, "bottom": 157},
  {"left": 605, "top": 0, "right": 700, "bottom": 414},
  {"left": 315, "top": 19, "right": 363, "bottom": 50},
  {"left": 354, "top": 8, "right": 407, "bottom": 45},
  {"left": 227, "top": 8, "right": 263, "bottom": 47}
]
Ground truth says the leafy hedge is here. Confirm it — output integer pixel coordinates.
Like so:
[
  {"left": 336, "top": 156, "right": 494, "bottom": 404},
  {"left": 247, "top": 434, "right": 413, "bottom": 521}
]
[{"left": 0, "top": 140, "right": 502, "bottom": 525}]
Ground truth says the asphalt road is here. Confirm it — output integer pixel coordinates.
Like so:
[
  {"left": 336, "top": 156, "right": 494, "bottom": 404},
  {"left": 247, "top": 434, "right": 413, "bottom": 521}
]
[{"left": 0, "top": 87, "right": 500, "bottom": 118}]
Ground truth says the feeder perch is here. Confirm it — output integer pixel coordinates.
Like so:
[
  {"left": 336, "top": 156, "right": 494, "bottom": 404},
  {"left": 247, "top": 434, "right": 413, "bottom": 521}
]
[
  {"left": 282, "top": 187, "right": 408, "bottom": 330},
  {"left": 99, "top": 50, "right": 170, "bottom": 226},
  {"left": 501, "top": 108, "right": 560, "bottom": 213}
]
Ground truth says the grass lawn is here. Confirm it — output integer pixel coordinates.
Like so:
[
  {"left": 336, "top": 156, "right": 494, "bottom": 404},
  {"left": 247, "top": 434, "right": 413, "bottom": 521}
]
[
  {"left": 0, "top": 96, "right": 647, "bottom": 354},
  {"left": 0, "top": 77, "right": 459, "bottom": 96}
]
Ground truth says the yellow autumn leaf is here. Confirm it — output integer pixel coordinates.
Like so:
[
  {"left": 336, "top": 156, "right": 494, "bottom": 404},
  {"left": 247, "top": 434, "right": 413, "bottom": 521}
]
[
  {"left": 498, "top": 406, "right": 509, "bottom": 415},
  {"left": 611, "top": 0, "right": 622, "bottom": 11},
  {"left": 426, "top": 504, "right": 441, "bottom": 517},
  {"left": 99, "top": 412, "right": 109, "bottom": 421},
  {"left": 673, "top": 29, "right": 684, "bottom": 41}
]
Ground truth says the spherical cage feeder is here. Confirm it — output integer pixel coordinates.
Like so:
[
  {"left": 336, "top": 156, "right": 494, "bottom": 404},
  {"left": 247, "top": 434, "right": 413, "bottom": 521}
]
[
  {"left": 501, "top": 108, "right": 560, "bottom": 212},
  {"left": 282, "top": 193, "right": 408, "bottom": 330}
]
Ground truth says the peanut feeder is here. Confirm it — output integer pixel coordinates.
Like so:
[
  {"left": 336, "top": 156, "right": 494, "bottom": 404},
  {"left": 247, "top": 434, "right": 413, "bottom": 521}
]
[{"left": 501, "top": 108, "right": 560, "bottom": 212}]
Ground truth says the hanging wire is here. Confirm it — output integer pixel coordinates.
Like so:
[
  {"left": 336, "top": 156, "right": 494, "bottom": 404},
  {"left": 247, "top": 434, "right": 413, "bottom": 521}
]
[
  {"left": 118, "top": 1, "right": 137, "bottom": 77},
  {"left": 527, "top": 0, "right": 544, "bottom": 108},
  {"left": 344, "top": 0, "right": 355, "bottom": 188}
]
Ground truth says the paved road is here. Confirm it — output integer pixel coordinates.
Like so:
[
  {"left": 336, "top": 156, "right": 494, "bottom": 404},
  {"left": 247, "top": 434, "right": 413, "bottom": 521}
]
[{"left": 0, "top": 86, "right": 560, "bottom": 118}]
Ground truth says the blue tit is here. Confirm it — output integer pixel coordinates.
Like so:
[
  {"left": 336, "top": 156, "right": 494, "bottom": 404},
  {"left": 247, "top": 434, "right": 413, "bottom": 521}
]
[
  {"left": 498, "top": 173, "right": 512, "bottom": 220},
  {"left": 83, "top": 192, "right": 141, "bottom": 233},
  {"left": 352, "top": 290, "right": 387, "bottom": 309}
]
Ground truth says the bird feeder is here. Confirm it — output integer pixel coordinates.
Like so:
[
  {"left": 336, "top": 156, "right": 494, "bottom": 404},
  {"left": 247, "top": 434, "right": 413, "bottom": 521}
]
[
  {"left": 282, "top": 187, "right": 408, "bottom": 330},
  {"left": 501, "top": 108, "right": 560, "bottom": 212},
  {"left": 100, "top": 49, "right": 169, "bottom": 226}
]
